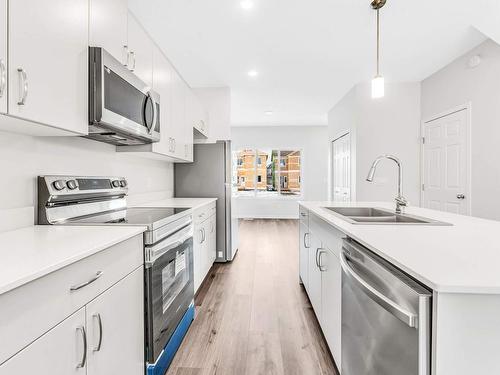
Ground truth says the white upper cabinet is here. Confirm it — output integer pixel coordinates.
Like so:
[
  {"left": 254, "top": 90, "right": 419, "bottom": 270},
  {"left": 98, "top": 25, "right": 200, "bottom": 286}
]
[
  {"left": 151, "top": 45, "right": 174, "bottom": 157},
  {"left": 8, "top": 0, "right": 88, "bottom": 135},
  {"left": 127, "top": 12, "right": 153, "bottom": 87},
  {"left": 0, "top": 0, "right": 6, "bottom": 115},
  {"left": 89, "top": 0, "right": 128, "bottom": 65}
]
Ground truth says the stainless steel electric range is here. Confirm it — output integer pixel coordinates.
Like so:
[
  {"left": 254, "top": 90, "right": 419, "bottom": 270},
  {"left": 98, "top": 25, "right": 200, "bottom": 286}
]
[{"left": 37, "top": 175, "right": 195, "bottom": 375}]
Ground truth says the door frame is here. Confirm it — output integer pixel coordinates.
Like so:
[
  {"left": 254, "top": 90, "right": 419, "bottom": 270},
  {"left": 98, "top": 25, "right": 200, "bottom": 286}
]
[
  {"left": 331, "top": 131, "right": 351, "bottom": 202},
  {"left": 420, "top": 102, "right": 472, "bottom": 214}
]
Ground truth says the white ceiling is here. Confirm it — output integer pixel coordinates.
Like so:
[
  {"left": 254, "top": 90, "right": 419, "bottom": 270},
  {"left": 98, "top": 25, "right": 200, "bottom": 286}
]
[{"left": 129, "top": 0, "right": 499, "bottom": 126}]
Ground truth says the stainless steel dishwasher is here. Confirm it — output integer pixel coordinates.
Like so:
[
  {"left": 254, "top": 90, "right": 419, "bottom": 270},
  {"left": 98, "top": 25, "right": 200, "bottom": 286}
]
[{"left": 341, "top": 238, "right": 432, "bottom": 375}]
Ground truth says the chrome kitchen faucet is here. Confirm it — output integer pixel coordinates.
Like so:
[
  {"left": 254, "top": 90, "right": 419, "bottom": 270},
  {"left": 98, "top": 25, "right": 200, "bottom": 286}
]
[{"left": 366, "top": 154, "right": 408, "bottom": 214}]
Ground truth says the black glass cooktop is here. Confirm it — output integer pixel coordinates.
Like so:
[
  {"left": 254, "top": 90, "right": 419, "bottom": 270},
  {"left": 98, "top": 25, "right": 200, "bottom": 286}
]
[{"left": 69, "top": 207, "right": 190, "bottom": 225}]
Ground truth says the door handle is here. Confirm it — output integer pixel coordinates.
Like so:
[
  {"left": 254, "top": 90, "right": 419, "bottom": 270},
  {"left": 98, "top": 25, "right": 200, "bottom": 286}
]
[
  {"left": 76, "top": 326, "right": 87, "bottom": 368},
  {"left": 303, "top": 232, "right": 309, "bottom": 248},
  {"left": 92, "top": 313, "right": 103, "bottom": 352},
  {"left": 70, "top": 271, "right": 103, "bottom": 291},
  {"left": 456, "top": 194, "right": 465, "bottom": 200},
  {"left": 122, "top": 45, "right": 129, "bottom": 66},
  {"left": 17, "top": 68, "right": 28, "bottom": 105},
  {"left": 129, "top": 51, "right": 136, "bottom": 71}
]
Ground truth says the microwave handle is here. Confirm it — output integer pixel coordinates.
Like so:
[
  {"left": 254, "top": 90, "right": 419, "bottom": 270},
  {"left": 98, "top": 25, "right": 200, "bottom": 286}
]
[{"left": 147, "top": 91, "right": 158, "bottom": 135}]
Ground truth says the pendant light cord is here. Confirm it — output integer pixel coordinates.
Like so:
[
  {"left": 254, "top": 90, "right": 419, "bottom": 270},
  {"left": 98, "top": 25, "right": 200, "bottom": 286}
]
[{"left": 376, "top": 8, "right": 380, "bottom": 76}]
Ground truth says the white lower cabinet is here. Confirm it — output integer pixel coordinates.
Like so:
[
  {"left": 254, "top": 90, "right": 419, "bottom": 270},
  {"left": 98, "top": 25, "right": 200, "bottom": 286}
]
[
  {"left": 300, "top": 208, "right": 343, "bottom": 368},
  {"left": 321, "top": 248, "right": 342, "bottom": 366},
  {"left": 307, "top": 231, "right": 322, "bottom": 317},
  {"left": 86, "top": 267, "right": 144, "bottom": 375},
  {"left": 0, "top": 235, "right": 144, "bottom": 375},
  {"left": 193, "top": 203, "right": 217, "bottom": 293},
  {"left": 0, "top": 308, "right": 86, "bottom": 375},
  {"left": 299, "top": 221, "right": 309, "bottom": 290}
]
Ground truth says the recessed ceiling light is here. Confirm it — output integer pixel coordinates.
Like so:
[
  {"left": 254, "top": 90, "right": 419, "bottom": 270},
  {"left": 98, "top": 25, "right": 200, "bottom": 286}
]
[
  {"left": 247, "top": 70, "right": 258, "bottom": 77},
  {"left": 265, "top": 111, "right": 273, "bottom": 115},
  {"left": 240, "top": 0, "right": 254, "bottom": 10}
]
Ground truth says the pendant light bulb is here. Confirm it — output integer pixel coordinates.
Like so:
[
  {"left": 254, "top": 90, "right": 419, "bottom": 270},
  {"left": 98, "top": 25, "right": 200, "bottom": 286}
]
[{"left": 372, "top": 75, "right": 385, "bottom": 98}]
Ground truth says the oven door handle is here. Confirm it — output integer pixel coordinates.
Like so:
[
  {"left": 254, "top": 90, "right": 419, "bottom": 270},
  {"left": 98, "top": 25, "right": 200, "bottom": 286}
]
[
  {"left": 145, "top": 229, "right": 193, "bottom": 267},
  {"left": 340, "top": 251, "right": 418, "bottom": 328}
]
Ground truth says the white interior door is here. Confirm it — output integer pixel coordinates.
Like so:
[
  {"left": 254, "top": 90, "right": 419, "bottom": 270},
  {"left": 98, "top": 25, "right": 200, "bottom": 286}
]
[
  {"left": 423, "top": 109, "right": 469, "bottom": 215},
  {"left": 332, "top": 133, "right": 351, "bottom": 202}
]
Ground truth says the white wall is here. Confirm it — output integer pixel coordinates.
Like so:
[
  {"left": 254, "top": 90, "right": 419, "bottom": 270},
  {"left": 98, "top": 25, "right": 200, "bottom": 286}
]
[
  {"left": 327, "top": 82, "right": 421, "bottom": 205},
  {"left": 421, "top": 39, "right": 500, "bottom": 220},
  {"left": 0, "top": 131, "right": 173, "bottom": 228},
  {"left": 231, "top": 125, "right": 328, "bottom": 218}
]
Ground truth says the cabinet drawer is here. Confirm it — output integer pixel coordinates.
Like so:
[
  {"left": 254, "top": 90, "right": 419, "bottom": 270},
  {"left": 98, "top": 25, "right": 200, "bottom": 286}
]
[
  {"left": 0, "top": 234, "right": 143, "bottom": 365},
  {"left": 194, "top": 201, "right": 216, "bottom": 224},
  {"left": 310, "top": 214, "right": 344, "bottom": 258},
  {"left": 299, "top": 206, "right": 309, "bottom": 226}
]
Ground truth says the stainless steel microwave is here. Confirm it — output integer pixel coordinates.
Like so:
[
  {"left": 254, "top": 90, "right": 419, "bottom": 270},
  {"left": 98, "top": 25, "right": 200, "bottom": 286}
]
[{"left": 87, "top": 47, "right": 160, "bottom": 146}]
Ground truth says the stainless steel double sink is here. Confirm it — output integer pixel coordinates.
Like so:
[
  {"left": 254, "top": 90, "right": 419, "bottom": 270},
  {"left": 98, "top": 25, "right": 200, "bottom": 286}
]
[{"left": 323, "top": 207, "right": 451, "bottom": 225}]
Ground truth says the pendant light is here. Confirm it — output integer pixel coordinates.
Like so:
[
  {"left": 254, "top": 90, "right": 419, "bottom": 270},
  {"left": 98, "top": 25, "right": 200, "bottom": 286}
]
[{"left": 371, "top": 0, "right": 386, "bottom": 99}]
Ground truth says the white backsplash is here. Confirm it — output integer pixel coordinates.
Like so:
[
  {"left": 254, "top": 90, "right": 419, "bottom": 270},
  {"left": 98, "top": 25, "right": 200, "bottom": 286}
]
[{"left": 0, "top": 130, "right": 174, "bottom": 231}]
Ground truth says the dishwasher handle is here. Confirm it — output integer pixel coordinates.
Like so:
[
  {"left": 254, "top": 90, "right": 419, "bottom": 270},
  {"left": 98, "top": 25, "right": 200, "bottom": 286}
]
[{"left": 340, "top": 251, "right": 418, "bottom": 328}]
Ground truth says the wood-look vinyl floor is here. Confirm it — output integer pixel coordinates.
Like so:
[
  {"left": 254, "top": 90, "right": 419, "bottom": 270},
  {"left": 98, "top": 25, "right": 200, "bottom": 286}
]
[{"left": 166, "top": 219, "right": 339, "bottom": 375}]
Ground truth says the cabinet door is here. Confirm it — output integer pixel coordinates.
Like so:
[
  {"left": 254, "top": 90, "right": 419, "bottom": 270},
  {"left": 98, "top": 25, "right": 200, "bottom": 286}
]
[
  {"left": 193, "top": 222, "right": 205, "bottom": 293},
  {"left": 89, "top": 0, "right": 128, "bottom": 65},
  {"left": 127, "top": 12, "right": 153, "bottom": 87},
  {"left": 0, "top": 0, "right": 6, "bottom": 114},
  {"left": 320, "top": 248, "right": 342, "bottom": 366},
  {"left": 299, "top": 222, "right": 309, "bottom": 290},
  {"left": 0, "top": 308, "right": 86, "bottom": 375},
  {"left": 151, "top": 46, "right": 174, "bottom": 157},
  {"left": 86, "top": 267, "right": 144, "bottom": 375},
  {"left": 8, "top": 0, "right": 88, "bottom": 134},
  {"left": 170, "top": 71, "right": 186, "bottom": 159},
  {"left": 307, "top": 232, "right": 322, "bottom": 318},
  {"left": 208, "top": 215, "right": 217, "bottom": 265}
]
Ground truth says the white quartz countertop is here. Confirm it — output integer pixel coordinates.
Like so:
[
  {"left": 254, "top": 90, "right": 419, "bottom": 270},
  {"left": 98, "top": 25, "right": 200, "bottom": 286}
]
[
  {"left": 134, "top": 197, "right": 217, "bottom": 210},
  {"left": 300, "top": 201, "right": 500, "bottom": 294},
  {"left": 0, "top": 225, "right": 146, "bottom": 296}
]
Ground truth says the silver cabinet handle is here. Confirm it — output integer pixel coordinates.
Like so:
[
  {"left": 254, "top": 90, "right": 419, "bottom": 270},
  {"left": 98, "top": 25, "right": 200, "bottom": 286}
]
[
  {"left": 303, "top": 232, "right": 310, "bottom": 248},
  {"left": 457, "top": 194, "right": 465, "bottom": 200},
  {"left": 202, "top": 228, "right": 206, "bottom": 242},
  {"left": 17, "top": 68, "right": 28, "bottom": 105},
  {"left": 172, "top": 138, "right": 176, "bottom": 152},
  {"left": 315, "top": 248, "right": 320, "bottom": 268},
  {"left": 130, "top": 51, "right": 136, "bottom": 71},
  {"left": 318, "top": 249, "right": 327, "bottom": 272},
  {"left": 340, "top": 252, "right": 418, "bottom": 328},
  {"left": 123, "top": 45, "right": 129, "bottom": 66},
  {"left": 300, "top": 212, "right": 308, "bottom": 217},
  {"left": 199, "top": 229, "right": 204, "bottom": 243},
  {"left": 70, "top": 271, "right": 103, "bottom": 291},
  {"left": 76, "top": 326, "right": 87, "bottom": 368},
  {"left": 0, "top": 59, "right": 6, "bottom": 98},
  {"left": 92, "top": 313, "right": 103, "bottom": 352}
]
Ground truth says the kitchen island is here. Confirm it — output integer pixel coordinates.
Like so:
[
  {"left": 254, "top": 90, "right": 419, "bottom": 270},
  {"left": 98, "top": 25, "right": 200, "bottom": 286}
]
[{"left": 299, "top": 201, "right": 500, "bottom": 375}]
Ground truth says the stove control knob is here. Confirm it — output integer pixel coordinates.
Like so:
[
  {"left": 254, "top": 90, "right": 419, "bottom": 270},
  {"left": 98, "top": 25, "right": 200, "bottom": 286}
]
[
  {"left": 66, "top": 180, "right": 78, "bottom": 190},
  {"left": 120, "top": 180, "right": 127, "bottom": 187},
  {"left": 112, "top": 180, "right": 121, "bottom": 188},
  {"left": 52, "top": 180, "right": 66, "bottom": 191}
]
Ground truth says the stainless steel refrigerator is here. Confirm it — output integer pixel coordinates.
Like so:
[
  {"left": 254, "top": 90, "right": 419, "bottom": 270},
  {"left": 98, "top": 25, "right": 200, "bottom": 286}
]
[{"left": 174, "top": 141, "right": 238, "bottom": 262}]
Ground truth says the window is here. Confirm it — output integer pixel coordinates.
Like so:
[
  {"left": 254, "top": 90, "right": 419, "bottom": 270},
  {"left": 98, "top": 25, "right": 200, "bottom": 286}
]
[{"left": 232, "top": 149, "right": 302, "bottom": 197}]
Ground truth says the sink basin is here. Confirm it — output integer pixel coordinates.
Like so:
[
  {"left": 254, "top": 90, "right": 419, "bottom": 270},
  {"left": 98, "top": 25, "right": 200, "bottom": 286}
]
[{"left": 323, "top": 207, "right": 451, "bottom": 226}]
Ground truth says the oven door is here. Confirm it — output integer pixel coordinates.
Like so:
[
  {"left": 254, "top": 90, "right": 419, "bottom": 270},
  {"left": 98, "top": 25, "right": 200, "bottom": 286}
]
[
  {"left": 144, "top": 224, "right": 194, "bottom": 364},
  {"left": 89, "top": 47, "right": 160, "bottom": 143}
]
